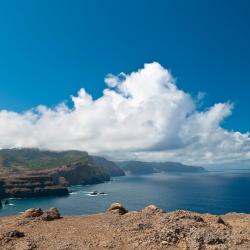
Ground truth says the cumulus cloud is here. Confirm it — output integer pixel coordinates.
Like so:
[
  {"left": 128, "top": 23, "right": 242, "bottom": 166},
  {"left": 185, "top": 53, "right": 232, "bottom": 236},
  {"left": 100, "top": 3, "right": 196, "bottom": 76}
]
[{"left": 0, "top": 62, "right": 250, "bottom": 165}]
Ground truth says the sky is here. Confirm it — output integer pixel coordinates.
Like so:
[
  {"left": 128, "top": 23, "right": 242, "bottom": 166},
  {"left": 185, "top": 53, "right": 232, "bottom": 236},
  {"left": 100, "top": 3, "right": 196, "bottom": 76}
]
[{"left": 0, "top": 0, "right": 250, "bottom": 164}]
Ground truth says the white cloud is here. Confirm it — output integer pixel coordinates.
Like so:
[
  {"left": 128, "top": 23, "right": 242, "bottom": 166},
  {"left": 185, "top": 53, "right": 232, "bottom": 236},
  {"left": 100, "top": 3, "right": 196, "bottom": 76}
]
[{"left": 0, "top": 62, "right": 250, "bottom": 165}]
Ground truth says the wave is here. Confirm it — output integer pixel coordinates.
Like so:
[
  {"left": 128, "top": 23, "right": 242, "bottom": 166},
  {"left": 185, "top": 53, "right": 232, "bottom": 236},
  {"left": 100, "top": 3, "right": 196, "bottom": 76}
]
[
  {"left": 85, "top": 193, "right": 108, "bottom": 197},
  {"left": 69, "top": 191, "right": 79, "bottom": 195}
]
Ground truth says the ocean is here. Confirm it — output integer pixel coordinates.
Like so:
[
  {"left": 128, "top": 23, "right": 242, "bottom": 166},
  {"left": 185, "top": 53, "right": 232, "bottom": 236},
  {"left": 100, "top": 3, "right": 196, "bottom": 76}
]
[{"left": 1, "top": 170, "right": 250, "bottom": 216}]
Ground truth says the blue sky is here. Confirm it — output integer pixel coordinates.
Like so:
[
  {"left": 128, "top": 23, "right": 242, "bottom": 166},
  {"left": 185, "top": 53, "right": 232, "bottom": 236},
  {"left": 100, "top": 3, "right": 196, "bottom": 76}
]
[
  {"left": 0, "top": 1, "right": 250, "bottom": 164},
  {"left": 0, "top": 0, "right": 249, "bottom": 132}
]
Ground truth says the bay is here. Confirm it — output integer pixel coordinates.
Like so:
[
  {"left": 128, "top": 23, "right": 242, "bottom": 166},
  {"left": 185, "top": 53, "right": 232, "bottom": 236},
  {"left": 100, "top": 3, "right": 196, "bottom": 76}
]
[{"left": 1, "top": 170, "right": 250, "bottom": 216}]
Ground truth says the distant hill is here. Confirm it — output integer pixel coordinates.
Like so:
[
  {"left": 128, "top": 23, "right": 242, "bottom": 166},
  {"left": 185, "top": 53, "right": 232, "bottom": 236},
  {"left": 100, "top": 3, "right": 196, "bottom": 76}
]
[{"left": 116, "top": 161, "right": 205, "bottom": 175}]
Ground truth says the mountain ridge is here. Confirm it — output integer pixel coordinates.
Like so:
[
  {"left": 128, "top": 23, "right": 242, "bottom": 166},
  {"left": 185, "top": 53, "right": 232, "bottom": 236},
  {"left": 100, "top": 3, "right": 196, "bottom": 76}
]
[{"left": 116, "top": 160, "right": 205, "bottom": 175}]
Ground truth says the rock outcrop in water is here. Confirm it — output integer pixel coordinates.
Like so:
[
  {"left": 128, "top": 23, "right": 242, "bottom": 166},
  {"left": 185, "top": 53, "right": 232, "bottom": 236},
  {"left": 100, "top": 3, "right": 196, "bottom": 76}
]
[{"left": 0, "top": 204, "right": 249, "bottom": 249}]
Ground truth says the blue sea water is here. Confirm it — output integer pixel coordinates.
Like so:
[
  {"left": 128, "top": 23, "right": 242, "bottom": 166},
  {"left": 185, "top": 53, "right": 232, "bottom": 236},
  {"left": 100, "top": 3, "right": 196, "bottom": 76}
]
[{"left": 1, "top": 170, "right": 250, "bottom": 216}]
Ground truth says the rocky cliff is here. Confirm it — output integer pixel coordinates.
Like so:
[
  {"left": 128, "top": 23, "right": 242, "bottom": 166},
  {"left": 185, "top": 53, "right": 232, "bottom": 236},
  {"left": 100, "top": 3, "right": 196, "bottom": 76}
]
[
  {"left": 0, "top": 174, "right": 69, "bottom": 198},
  {"left": 48, "top": 162, "right": 111, "bottom": 186},
  {"left": 0, "top": 149, "right": 124, "bottom": 199}
]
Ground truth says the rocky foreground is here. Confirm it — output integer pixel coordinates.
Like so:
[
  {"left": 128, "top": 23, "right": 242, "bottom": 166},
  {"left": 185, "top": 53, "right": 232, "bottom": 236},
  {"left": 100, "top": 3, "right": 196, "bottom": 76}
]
[{"left": 0, "top": 204, "right": 249, "bottom": 250}]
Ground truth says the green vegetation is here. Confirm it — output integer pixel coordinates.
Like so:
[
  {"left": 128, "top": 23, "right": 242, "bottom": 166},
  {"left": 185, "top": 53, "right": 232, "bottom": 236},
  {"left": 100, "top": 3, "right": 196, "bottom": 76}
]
[{"left": 0, "top": 148, "right": 89, "bottom": 170}]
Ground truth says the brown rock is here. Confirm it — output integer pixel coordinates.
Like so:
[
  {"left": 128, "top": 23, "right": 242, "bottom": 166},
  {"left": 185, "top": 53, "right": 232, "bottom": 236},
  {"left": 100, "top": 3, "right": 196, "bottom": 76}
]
[
  {"left": 216, "top": 216, "right": 226, "bottom": 225},
  {"left": 41, "top": 207, "right": 61, "bottom": 221},
  {"left": 141, "top": 204, "right": 163, "bottom": 214},
  {"left": 22, "top": 208, "right": 44, "bottom": 218},
  {"left": 107, "top": 203, "right": 128, "bottom": 215},
  {"left": 0, "top": 230, "right": 25, "bottom": 244},
  {"left": 170, "top": 210, "right": 204, "bottom": 222},
  {"left": 4, "top": 230, "right": 25, "bottom": 238}
]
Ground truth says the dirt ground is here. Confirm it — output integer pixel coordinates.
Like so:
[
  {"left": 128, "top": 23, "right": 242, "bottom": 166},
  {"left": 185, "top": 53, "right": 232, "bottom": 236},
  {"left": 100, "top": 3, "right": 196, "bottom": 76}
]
[{"left": 0, "top": 204, "right": 249, "bottom": 250}]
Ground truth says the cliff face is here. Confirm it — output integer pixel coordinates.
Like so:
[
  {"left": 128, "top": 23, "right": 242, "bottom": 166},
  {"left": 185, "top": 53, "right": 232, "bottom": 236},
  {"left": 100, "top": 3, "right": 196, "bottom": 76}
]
[
  {"left": 92, "top": 156, "right": 125, "bottom": 177},
  {"left": 0, "top": 162, "right": 110, "bottom": 199},
  {"left": 0, "top": 149, "right": 124, "bottom": 199},
  {"left": 0, "top": 175, "right": 69, "bottom": 198},
  {"left": 0, "top": 181, "right": 5, "bottom": 204},
  {"left": 48, "top": 162, "right": 111, "bottom": 186}
]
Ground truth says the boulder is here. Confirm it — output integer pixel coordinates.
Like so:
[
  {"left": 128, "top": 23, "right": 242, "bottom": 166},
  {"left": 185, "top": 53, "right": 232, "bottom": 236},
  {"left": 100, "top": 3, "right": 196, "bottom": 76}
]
[
  {"left": 141, "top": 204, "right": 163, "bottom": 214},
  {"left": 22, "top": 208, "right": 44, "bottom": 218},
  {"left": 107, "top": 203, "right": 128, "bottom": 215},
  {"left": 216, "top": 216, "right": 226, "bottom": 225},
  {"left": 4, "top": 230, "right": 25, "bottom": 238},
  {"left": 170, "top": 210, "right": 204, "bottom": 222},
  {"left": 0, "top": 230, "right": 25, "bottom": 244},
  {"left": 41, "top": 207, "right": 61, "bottom": 221}
]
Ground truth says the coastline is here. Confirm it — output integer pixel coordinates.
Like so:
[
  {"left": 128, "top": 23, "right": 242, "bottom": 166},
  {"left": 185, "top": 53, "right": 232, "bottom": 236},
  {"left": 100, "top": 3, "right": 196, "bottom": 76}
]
[{"left": 1, "top": 170, "right": 250, "bottom": 217}]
